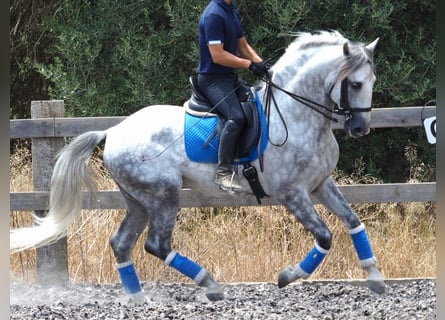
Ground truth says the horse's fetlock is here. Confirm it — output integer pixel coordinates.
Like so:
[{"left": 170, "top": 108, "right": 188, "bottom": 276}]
[{"left": 316, "top": 231, "right": 332, "bottom": 251}]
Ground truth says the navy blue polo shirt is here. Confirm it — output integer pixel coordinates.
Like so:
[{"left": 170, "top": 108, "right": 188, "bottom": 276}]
[{"left": 197, "top": 0, "right": 244, "bottom": 74}]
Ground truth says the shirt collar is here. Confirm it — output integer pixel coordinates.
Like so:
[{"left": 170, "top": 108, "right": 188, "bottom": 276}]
[{"left": 213, "top": 0, "right": 235, "bottom": 11}]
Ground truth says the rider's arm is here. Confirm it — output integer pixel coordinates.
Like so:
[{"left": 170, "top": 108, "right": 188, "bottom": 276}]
[
  {"left": 237, "top": 37, "right": 262, "bottom": 63},
  {"left": 208, "top": 42, "right": 252, "bottom": 69}
]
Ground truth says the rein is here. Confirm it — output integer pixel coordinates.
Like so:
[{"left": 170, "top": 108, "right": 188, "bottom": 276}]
[
  {"left": 261, "top": 75, "right": 340, "bottom": 147},
  {"left": 263, "top": 76, "right": 352, "bottom": 123},
  {"left": 261, "top": 74, "right": 372, "bottom": 146}
]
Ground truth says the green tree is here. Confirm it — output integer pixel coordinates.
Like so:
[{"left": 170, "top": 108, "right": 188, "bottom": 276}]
[
  {"left": 10, "top": 0, "right": 435, "bottom": 183},
  {"left": 239, "top": 0, "right": 435, "bottom": 182},
  {"left": 10, "top": 0, "right": 62, "bottom": 119}
]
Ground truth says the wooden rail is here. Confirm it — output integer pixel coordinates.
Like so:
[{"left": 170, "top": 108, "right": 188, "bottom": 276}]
[
  {"left": 10, "top": 182, "right": 436, "bottom": 211},
  {"left": 10, "top": 105, "right": 436, "bottom": 139}
]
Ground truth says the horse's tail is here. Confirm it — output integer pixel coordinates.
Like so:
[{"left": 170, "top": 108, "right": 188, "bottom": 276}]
[{"left": 10, "top": 130, "right": 107, "bottom": 253}]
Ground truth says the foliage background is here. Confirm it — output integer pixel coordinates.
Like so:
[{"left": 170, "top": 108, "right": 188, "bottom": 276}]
[{"left": 10, "top": 0, "right": 436, "bottom": 183}]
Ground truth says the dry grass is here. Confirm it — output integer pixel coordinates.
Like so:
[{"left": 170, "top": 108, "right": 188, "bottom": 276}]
[{"left": 10, "top": 145, "right": 436, "bottom": 284}]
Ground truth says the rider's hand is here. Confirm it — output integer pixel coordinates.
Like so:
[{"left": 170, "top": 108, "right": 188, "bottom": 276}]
[{"left": 248, "top": 59, "right": 272, "bottom": 78}]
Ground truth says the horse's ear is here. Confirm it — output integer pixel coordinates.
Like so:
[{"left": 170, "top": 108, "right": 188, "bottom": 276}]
[
  {"left": 366, "top": 38, "right": 379, "bottom": 54},
  {"left": 343, "top": 42, "right": 350, "bottom": 56}
]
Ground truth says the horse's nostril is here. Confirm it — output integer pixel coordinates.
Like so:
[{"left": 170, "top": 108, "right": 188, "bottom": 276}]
[
  {"left": 351, "top": 127, "right": 365, "bottom": 138},
  {"left": 351, "top": 126, "right": 370, "bottom": 137},
  {"left": 353, "top": 127, "right": 363, "bottom": 135}
]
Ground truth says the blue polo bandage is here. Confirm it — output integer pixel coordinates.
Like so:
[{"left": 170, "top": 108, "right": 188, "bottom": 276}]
[
  {"left": 117, "top": 261, "right": 142, "bottom": 294},
  {"left": 299, "top": 243, "right": 329, "bottom": 275},
  {"left": 165, "top": 251, "right": 204, "bottom": 281},
  {"left": 350, "top": 223, "right": 374, "bottom": 262}
]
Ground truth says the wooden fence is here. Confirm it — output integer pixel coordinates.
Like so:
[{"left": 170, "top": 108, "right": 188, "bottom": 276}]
[{"left": 10, "top": 100, "right": 436, "bottom": 284}]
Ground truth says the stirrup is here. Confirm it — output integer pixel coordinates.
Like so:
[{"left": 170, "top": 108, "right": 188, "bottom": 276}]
[{"left": 215, "top": 172, "right": 243, "bottom": 193}]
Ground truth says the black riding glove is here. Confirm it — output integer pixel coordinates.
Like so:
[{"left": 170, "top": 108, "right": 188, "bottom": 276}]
[{"left": 248, "top": 59, "right": 272, "bottom": 78}]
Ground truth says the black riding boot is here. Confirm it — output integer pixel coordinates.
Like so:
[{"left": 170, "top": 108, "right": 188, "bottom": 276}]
[{"left": 215, "top": 120, "right": 243, "bottom": 192}]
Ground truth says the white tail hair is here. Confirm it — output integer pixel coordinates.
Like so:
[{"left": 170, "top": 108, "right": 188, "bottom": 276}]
[{"left": 10, "top": 131, "right": 107, "bottom": 252}]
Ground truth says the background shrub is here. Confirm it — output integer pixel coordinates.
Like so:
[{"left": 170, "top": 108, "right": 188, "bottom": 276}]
[{"left": 10, "top": 0, "right": 435, "bottom": 182}]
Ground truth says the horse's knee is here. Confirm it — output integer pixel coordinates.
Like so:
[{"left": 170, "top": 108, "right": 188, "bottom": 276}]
[
  {"left": 316, "top": 229, "right": 332, "bottom": 251},
  {"left": 144, "top": 235, "right": 171, "bottom": 261}
]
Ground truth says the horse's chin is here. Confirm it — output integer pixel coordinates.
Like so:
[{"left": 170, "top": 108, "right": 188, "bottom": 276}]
[{"left": 344, "top": 121, "right": 370, "bottom": 138}]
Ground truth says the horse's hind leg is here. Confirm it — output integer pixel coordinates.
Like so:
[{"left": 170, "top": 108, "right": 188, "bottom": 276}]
[
  {"left": 109, "top": 190, "right": 149, "bottom": 300},
  {"left": 312, "top": 176, "right": 385, "bottom": 294},
  {"left": 142, "top": 188, "right": 225, "bottom": 301},
  {"left": 278, "top": 190, "right": 332, "bottom": 288}
]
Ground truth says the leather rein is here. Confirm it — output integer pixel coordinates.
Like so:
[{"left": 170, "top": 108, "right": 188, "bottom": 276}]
[{"left": 261, "top": 75, "right": 372, "bottom": 146}]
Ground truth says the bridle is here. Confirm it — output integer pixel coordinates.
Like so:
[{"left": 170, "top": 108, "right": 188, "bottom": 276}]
[
  {"left": 329, "top": 77, "right": 373, "bottom": 117},
  {"left": 264, "top": 75, "right": 371, "bottom": 121},
  {"left": 261, "top": 73, "right": 372, "bottom": 146}
]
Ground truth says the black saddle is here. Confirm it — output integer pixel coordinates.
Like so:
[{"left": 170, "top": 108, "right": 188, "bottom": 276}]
[{"left": 187, "top": 76, "right": 261, "bottom": 158}]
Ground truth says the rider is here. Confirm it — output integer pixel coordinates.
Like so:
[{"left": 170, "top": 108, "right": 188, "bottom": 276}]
[{"left": 197, "top": 0, "right": 271, "bottom": 192}]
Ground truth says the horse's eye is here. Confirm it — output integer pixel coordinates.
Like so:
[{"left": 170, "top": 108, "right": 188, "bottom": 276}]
[{"left": 351, "top": 81, "right": 362, "bottom": 89}]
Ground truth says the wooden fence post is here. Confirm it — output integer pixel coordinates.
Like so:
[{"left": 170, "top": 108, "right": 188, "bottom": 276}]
[{"left": 31, "top": 100, "right": 69, "bottom": 285}]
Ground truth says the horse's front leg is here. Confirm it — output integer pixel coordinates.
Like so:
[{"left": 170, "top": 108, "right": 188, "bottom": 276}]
[
  {"left": 312, "top": 176, "right": 386, "bottom": 294},
  {"left": 277, "top": 190, "right": 332, "bottom": 288}
]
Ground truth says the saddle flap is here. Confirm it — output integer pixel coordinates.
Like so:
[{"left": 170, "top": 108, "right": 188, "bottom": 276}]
[{"left": 238, "top": 91, "right": 260, "bottom": 157}]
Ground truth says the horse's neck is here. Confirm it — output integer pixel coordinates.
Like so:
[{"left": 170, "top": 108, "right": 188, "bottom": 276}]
[
  {"left": 261, "top": 70, "right": 335, "bottom": 126},
  {"left": 274, "top": 47, "right": 338, "bottom": 94},
  {"left": 261, "top": 49, "right": 339, "bottom": 133}
]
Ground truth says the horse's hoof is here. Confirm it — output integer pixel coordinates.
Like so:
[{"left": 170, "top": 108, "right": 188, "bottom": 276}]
[
  {"left": 367, "top": 279, "right": 386, "bottom": 294},
  {"left": 127, "top": 291, "right": 147, "bottom": 304},
  {"left": 365, "top": 266, "right": 385, "bottom": 294},
  {"left": 205, "top": 287, "right": 225, "bottom": 301},
  {"left": 278, "top": 267, "right": 293, "bottom": 288}
]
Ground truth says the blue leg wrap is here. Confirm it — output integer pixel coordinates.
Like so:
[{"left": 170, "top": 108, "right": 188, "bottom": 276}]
[
  {"left": 350, "top": 224, "right": 374, "bottom": 261},
  {"left": 117, "top": 261, "right": 142, "bottom": 294},
  {"left": 165, "top": 251, "right": 203, "bottom": 281},
  {"left": 299, "top": 243, "right": 328, "bottom": 275}
]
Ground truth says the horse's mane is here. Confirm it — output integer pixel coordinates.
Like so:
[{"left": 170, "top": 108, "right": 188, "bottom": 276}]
[
  {"left": 279, "top": 30, "right": 375, "bottom": 83},
  {"left": 287, "top": 30, "right": 347, "bottom": 51}
]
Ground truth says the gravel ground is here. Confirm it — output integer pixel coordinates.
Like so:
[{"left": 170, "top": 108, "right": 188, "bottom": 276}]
[{"left": 10, "top": 279, "right": 435, "bottom": 319}]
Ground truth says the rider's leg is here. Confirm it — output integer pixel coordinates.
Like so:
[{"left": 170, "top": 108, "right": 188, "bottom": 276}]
[
  {"left": 215, "top": 119, "right": 243, "bottom": 191},
  {"left": 197, "top": 73, "right": 246, "bottom": 192}
]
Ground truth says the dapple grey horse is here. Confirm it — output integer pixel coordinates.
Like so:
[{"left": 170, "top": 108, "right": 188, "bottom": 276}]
[{"left": 11, "top": 31, "right": 384, "bottom": 302}]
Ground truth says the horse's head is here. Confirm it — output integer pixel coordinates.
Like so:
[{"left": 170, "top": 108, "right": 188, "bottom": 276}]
[{"left": 329, "top": 38, "right": 379, "bottom": 138}]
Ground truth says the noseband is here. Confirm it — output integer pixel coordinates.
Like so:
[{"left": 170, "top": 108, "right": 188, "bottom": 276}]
[{"left": 333, "top": 78, "right": 372, "bottom": 119}]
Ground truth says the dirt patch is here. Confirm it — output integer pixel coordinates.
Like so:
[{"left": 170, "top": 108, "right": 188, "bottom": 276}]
[{"left": 10, "top": 279, "right": 435, "bottom": 319}]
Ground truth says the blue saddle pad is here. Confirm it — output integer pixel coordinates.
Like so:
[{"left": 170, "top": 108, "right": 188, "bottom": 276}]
[{"left": 184, "top": 90, "right": 268, "bottom": 164}]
